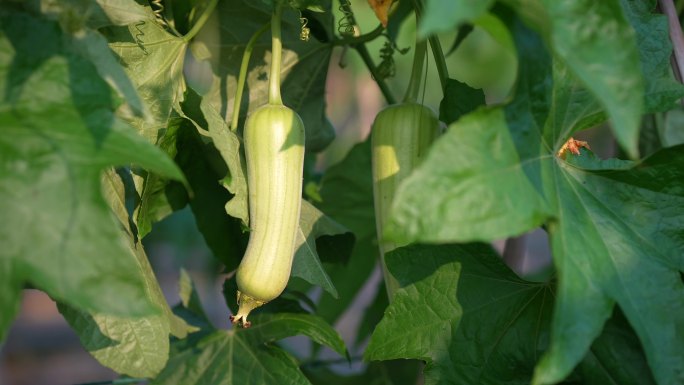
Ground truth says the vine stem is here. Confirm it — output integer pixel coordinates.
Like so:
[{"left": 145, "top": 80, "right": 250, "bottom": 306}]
[
  {"left": 410, "top": 0, "right": 448, "bottom": 91},
  {"left": 660, "top": 0, "right": 684, "bottom": 80},
  {"left": 428, "top": 35, "right": 448, "bottom": 91},
  {"left": 403, "top": 39, "right": 427, "bottom": 102},
  {"left": 339, "top": 0, "right": 397, "bottom": 104},
  {"left": 231, "top": 22, "right": 271, "bottom": 130},
  {"left": 183, "top": 0, "right": 219, "bottom": 42},
  {"left": 356, "top": 45, "right": 397, "bottom": 104},
  {"left": 269, "top": 2, "right": 284, "bottom": 105}
]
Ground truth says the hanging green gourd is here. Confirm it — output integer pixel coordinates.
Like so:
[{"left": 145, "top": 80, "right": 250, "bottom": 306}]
[
  {"left": 230, "top": 1, "right": 306, "bottom": 328},
  {"left": 371, "top": 37, "right": 440, "bottom": 298}
]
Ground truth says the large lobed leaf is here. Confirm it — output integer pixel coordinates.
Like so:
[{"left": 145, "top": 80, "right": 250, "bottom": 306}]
[
  {"left": 366, "top": 244, "right": 659, "bottom": 385},
  {"left": 58, "top": 170, "right": 195, "bottom": 378},
  {"left": 420, "top": 0, "right": 658, "bottom": 157},
  {"left": 385, "top": 16, "right": 684, "bottom": 385},
  {"left": 366, "top": 244, "right": 554, "bottom": 385},
  {"left": 0, "top": 6, "right": 183, "bottom": 340},
  {"left": 153, "top": 275, "right": 347, "bottom": 385}
]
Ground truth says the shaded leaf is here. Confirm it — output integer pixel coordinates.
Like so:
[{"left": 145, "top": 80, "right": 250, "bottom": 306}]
[
  {"left": 387, "top": 18, "right": 684, "bottom": 385},
  {"left": 366, "top": 243, "right": 554, "bottom": 385},
  {"left": 439, "top": 78, "right": 485, "bottom": 125},
  {"left": 291, "top": 201, "right": 354, "bottom": 298},
  {"left": 0, "top": 9, "right": 183, "bottom": 325},
  {"left": 620, "top": 0, "right": 684, "bottom": 113},
  {"left": 135, "top": 118, "right": 187, "bottom": 238},
  {"left": 72, "top": 29, "right": 145, "bottom": 116},
  {"left": 153, "top": 307, "right": 346, "bottom": 385},
  {"left": 180, "top": 89, "right": 250, "bottom": 227},
  {"left": 315, "top": 140, "right": 380, "bottom": 325},
  {"left": 576, "top": 310, "right": 657, "bottom": 385},
  {"left": 174, "top": 122, "right": 248, "bottom": 271},
  {"left": 59, "top": 171, "right": 195, "bottom": 377},
  {"left": 88, "top": 0, "right": 152, "bottom": 28},
  {"left": 303, "top": 360, "right": 421, "bottom": 385},
  {"left": 103, "top": 15, "right": 186, "bottom": 133}
]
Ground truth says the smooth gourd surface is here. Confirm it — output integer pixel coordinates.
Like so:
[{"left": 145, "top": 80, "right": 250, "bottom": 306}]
[
  {"left": 237, "top": 104, "right": 305, "bottom": 303},
  {"left": 371, "top": 102, "right": 440, "bottom": 252}
]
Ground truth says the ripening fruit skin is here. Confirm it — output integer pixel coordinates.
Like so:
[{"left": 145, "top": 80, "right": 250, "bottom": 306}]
[
  {"left": 371, "top": 102, "right": 440, "bottom": 294},
  {"left": 232, "top": 104, "right": 305, "bottom": 327}
]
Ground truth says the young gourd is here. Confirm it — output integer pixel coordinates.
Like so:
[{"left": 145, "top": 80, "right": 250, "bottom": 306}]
[
  {"left": 371, "top": 40, "right": 440, "bottom": 297},
  {"left": 230, "top": 2, "right": 305, "bottom": 328}
]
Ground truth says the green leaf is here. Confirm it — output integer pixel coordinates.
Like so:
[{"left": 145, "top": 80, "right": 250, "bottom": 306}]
[
  {"left": 419, "top": 0, "right": 494, "bottom": 37},
  {"left": 291, "top": 200, "right": 354, "bottom": 298},
  {"left": 152, "top": 312, "right": 346, "bottom": 385},
  {"left": 385, "top": 107, "right": 554, "bottom": 242},
  {"left": 135, "top": 117, "right": 187, "bottom": 238},
  {"left": 173, "top": 121, "right": 248, "bottom": 271},
  {"left": 422, "top": 0, "right": 647, "bottom": 157},
  {"left": 539, "top": 0, "right": 644, "bottom": 158},
  {"left": 0, "top": 9, "right": 183, "bottom": 324},
  {"left": 58, "top": 171, "right": 195, "bottom": 378},
  {"left": 387, "top": 19, "right": 684, "bottom": 385},
  {"left": 180, "top": 89, "right": 250, "bottom": 227},
  {"left": 620, "top": 0, "right": 684, "bottom": 113},
  {"left": 366, "top": 243, "right": 554, "bottom": 385},
  {"left": 314, "top": 140, "right": 380, "bottom": 326},
  {"left": 87, "top": 0, "right": 152, "bottom": 28},
  {"left": 73, "top": 29, "right": 146, "bottom": 116},
  {"left": 439, "top": 78, "right": 486, "bottom": 125},
  {"left": 576, "top": 310, "right": 657, "bottom": 385},
  {"left": 303, "top": 360, "right": 421, "bottom": 385},
  {"left": 208, "top": 0, "right": 335, "bottom": 152},
  {"left": 534, "top": 147, "right": 684, "bottom": 385},
  {"left": 101, "top": 10, "right": 187, "bottom": 137},
  {"left": 153, "top": 331, "right": 310, "bottom": 385}
]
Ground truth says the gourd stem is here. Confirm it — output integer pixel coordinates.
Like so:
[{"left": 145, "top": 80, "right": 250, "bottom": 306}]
[
  {"left": 403, "top": 39, "right": 427, "bottom": 103},
  {"left": 231, "top": 22, "right": 271, "bottom": 130},
  {"left": 269, "top": 2, "right": 284, "bottom": 105},
  {"left": 183, "top": 0, "right": 219, "bottom": 42},
  {"left": 428, "top": 35, "right": 448, "bottom": 91},
  {"left": 410, "top": 0, "right": 448, "bottom": 91}
]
